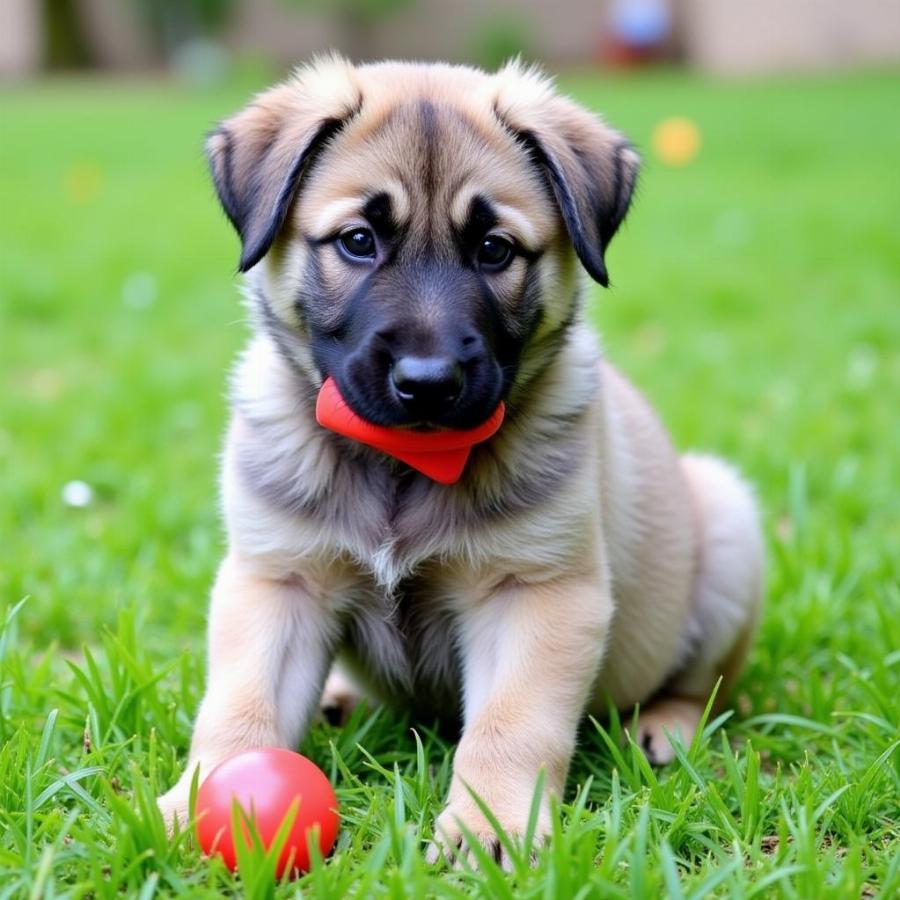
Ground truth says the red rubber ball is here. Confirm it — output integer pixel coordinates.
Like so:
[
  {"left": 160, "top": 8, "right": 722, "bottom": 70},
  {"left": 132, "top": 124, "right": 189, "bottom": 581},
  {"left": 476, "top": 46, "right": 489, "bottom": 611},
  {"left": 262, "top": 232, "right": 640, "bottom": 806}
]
[{"left": 196, "top": 748, "right": 338, "bottom": 877}]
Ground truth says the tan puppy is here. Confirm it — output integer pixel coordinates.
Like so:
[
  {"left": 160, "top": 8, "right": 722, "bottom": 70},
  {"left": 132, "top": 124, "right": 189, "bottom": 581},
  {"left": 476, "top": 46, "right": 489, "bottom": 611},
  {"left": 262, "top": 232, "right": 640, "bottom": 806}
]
[{"left": 158, "top": 56, "right": 764, "bottom": 866}]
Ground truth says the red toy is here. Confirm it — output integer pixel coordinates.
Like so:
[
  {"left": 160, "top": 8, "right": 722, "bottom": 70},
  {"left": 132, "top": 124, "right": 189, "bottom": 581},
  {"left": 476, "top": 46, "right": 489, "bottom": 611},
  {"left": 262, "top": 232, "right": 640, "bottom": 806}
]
[
  {"left": 196, "top": 748, "right": 338, "bottom": 877},
  {"left": 315, "top": 376, "right": 505, "bottom": 484}
]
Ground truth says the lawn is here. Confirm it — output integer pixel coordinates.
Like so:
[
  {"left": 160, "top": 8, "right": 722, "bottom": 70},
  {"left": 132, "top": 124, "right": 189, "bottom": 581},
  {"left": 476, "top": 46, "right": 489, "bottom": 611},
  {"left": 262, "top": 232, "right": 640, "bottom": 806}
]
[{"left": 1, "top": 67, "right": 898, "bottom": 897}]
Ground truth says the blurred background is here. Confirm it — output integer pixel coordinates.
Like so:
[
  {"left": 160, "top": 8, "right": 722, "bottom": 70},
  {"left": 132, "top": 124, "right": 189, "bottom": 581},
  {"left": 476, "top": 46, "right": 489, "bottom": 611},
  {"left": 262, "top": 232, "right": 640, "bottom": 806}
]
[
  {"left": 3, "top": 0, "right": 900, "bottom": 77},
  {"left": 1, "top": 1, "right": 898, "bottom": 650}
]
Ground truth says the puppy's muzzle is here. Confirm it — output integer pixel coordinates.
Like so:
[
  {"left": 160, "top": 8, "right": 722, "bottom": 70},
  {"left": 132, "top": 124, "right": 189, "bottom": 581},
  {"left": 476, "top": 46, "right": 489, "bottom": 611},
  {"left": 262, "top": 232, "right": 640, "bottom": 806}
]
[{"left": 337, "top": 318, "right": 499, "bottom": 428}]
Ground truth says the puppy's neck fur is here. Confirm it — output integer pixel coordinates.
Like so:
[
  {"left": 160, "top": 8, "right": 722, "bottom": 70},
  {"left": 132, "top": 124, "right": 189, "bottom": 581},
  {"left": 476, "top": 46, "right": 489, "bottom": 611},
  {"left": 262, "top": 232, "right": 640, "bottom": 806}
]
[{"left": 228, "top": 297, "right": 602, "bottom": 590}]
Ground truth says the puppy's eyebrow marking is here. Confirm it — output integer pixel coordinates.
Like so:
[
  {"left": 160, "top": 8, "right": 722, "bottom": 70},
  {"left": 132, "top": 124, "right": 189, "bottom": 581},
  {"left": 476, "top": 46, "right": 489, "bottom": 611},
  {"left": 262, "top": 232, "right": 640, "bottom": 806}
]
[
  {"left": 457, "top": 194, "right": 498, "bottom": 260},
  {"left": 491, "top": 202, "right": 541, "bottom": 250},
  {"left": 453, "top": 189, "right": 541, "bottom": 250},
  {"left": 465, "top": 194, "right": 496, "bottom": 235},
  {"left": 363, "top": 192, "right": 396, "bottom": 239},
  {"left": 308, "top": 182, "right": 410, "bottom": 239},
  {"left": 310, "top": 198, "right": 364, "bottom": 237}
]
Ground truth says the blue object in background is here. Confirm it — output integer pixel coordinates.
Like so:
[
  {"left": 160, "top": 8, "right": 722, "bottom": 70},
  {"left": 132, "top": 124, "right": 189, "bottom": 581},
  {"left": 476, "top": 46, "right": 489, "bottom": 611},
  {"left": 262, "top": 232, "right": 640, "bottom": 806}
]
[{"left": 609, "top": 0, "right": 672, "bottom": 48}]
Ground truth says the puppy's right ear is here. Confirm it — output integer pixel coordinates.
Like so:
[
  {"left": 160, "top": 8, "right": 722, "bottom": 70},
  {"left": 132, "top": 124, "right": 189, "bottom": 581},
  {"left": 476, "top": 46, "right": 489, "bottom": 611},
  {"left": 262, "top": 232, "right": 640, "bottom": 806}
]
[
  {"left": 206, "top": 57, "right": 361, "bottom": 272},
  {"left": 493, "top": 62, "right": 639, "bottom": 288}
]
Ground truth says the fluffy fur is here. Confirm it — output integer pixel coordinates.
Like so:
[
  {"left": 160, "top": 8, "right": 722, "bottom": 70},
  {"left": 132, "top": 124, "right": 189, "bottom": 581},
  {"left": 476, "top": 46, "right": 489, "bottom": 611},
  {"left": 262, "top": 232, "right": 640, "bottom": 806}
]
[{"left": 158, "top": 56, "right": 764, "bottom": 868}]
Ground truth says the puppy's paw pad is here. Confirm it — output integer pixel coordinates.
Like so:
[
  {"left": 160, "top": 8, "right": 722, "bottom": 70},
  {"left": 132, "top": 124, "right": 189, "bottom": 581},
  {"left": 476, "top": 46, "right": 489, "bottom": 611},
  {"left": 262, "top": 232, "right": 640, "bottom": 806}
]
[{"left": 633, "top": 698, "right": 703, "bottom": 766}]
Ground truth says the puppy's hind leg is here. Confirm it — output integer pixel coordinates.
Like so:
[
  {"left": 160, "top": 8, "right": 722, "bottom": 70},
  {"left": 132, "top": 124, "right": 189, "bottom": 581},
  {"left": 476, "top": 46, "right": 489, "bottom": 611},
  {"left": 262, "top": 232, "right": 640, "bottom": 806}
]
[
  {"left": 637, "top": 454, "right": 764, "bottom": 765},
  {"left": 320, "top": 660, "right": 375, "bottom": 726}
]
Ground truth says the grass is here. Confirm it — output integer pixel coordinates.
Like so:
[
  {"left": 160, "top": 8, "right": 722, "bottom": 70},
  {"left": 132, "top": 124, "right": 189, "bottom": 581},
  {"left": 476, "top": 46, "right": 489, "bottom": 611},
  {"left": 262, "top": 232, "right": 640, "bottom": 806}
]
[{"left": 1, "top": 66, "right": 899, "bottom": 897}]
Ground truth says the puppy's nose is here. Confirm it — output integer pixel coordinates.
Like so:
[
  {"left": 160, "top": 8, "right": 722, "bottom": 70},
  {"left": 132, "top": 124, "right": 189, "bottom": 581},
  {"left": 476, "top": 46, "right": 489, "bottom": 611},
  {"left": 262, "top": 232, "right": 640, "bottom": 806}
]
[{"left": 391, "top": 356, "right": 463, "bottom": 409}]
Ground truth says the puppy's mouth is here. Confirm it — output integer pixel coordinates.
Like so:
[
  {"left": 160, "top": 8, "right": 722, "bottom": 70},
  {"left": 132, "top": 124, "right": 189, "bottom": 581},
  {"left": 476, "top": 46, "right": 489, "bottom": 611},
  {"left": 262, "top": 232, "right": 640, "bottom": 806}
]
[{"left": 315, "top": 377, "right": 505, "bottom": 484}]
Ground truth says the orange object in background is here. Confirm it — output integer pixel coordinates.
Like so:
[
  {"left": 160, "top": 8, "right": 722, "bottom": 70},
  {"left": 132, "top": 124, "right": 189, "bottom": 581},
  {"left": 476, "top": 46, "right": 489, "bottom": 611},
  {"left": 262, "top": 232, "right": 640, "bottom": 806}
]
[{"left": 652, "top": 117, "right": 703, "bottom": 166}]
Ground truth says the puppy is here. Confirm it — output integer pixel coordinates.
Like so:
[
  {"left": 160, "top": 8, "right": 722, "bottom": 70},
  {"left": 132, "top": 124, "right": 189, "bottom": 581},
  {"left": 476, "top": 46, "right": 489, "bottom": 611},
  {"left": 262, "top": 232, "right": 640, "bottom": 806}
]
[{"left": 158, "top": 56, "right": 764, "bottom": 866}]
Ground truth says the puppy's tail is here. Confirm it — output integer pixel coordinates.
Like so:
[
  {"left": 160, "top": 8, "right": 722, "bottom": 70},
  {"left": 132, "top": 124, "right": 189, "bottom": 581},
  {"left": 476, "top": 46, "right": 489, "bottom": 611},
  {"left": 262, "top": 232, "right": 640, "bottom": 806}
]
[{"left": 677, "top": 453, "right": 765, "bottom": 694}]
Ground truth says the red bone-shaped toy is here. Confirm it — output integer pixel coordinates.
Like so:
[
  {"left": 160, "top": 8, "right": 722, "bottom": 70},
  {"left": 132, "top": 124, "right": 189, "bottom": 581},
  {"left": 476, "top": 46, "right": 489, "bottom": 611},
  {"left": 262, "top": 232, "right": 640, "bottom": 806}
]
[{"left": 315, "top": 377, "right": 505, "bottom": 484}]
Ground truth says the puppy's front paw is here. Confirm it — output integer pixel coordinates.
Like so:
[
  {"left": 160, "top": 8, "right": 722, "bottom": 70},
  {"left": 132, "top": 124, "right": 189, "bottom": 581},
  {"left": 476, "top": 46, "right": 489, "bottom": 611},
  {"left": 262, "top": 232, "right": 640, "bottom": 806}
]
[
  {"left": 157, "top": 780, "right": 193, "bottom": 835},
  {"left": 425, "top": 796, "right": 548, "bottom": 871}
]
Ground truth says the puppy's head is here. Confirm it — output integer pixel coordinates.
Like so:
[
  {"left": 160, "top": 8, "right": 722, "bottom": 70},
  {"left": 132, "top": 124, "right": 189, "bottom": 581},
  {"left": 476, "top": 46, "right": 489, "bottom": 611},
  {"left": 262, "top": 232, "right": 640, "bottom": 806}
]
[{"left": 208, "top": 56, "right": 638, "bottom": 428}]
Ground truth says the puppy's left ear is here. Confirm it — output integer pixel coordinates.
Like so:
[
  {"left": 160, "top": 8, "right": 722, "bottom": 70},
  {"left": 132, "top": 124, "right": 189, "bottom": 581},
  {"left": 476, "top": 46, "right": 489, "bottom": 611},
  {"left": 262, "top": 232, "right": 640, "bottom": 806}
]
[{"left": 494, "top": 64, "right": 639, "bottom": 287}]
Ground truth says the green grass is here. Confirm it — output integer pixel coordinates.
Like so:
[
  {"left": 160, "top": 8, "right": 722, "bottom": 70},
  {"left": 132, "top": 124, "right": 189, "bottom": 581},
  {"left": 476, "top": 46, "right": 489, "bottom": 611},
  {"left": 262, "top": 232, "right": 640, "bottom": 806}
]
[{"left": 1, "top": 67, "right": 899, "bottom": 897}]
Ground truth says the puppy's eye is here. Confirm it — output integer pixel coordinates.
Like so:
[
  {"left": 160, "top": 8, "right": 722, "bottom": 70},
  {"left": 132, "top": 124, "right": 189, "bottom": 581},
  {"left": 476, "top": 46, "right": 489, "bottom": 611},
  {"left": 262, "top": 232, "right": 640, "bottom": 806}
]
[
  {"left": 477, "top": 235, "right": 514, "bottom": 272},
  {"left": 338, "top": 228, "right": 376, "bottom": 260}
]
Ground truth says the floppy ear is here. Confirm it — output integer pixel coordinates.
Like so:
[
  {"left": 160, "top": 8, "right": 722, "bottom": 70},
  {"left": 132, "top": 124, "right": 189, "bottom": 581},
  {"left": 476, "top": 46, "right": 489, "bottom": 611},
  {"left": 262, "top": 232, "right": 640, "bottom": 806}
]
[
  {"left": 206, "top": 57, "right": 361, "bottom": 272},
  {"left": 493, "top": 64, "right": 639, "bottom": 287}
]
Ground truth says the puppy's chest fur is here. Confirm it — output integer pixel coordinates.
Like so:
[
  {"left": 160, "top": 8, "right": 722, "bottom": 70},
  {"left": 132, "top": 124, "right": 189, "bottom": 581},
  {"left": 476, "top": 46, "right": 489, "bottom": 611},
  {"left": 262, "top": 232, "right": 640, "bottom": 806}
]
[
  {"left": 226, "top": 335, "right": 600, "bottom": 701},
  {"left": 234, "top": 437, "right": 485, "bottom": 704},
  {"left": 234, "top": 417, "right": 490, "bottom": 585},
  {"left": 338, "top": 562, "right": 465, "bottom": 714}
]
